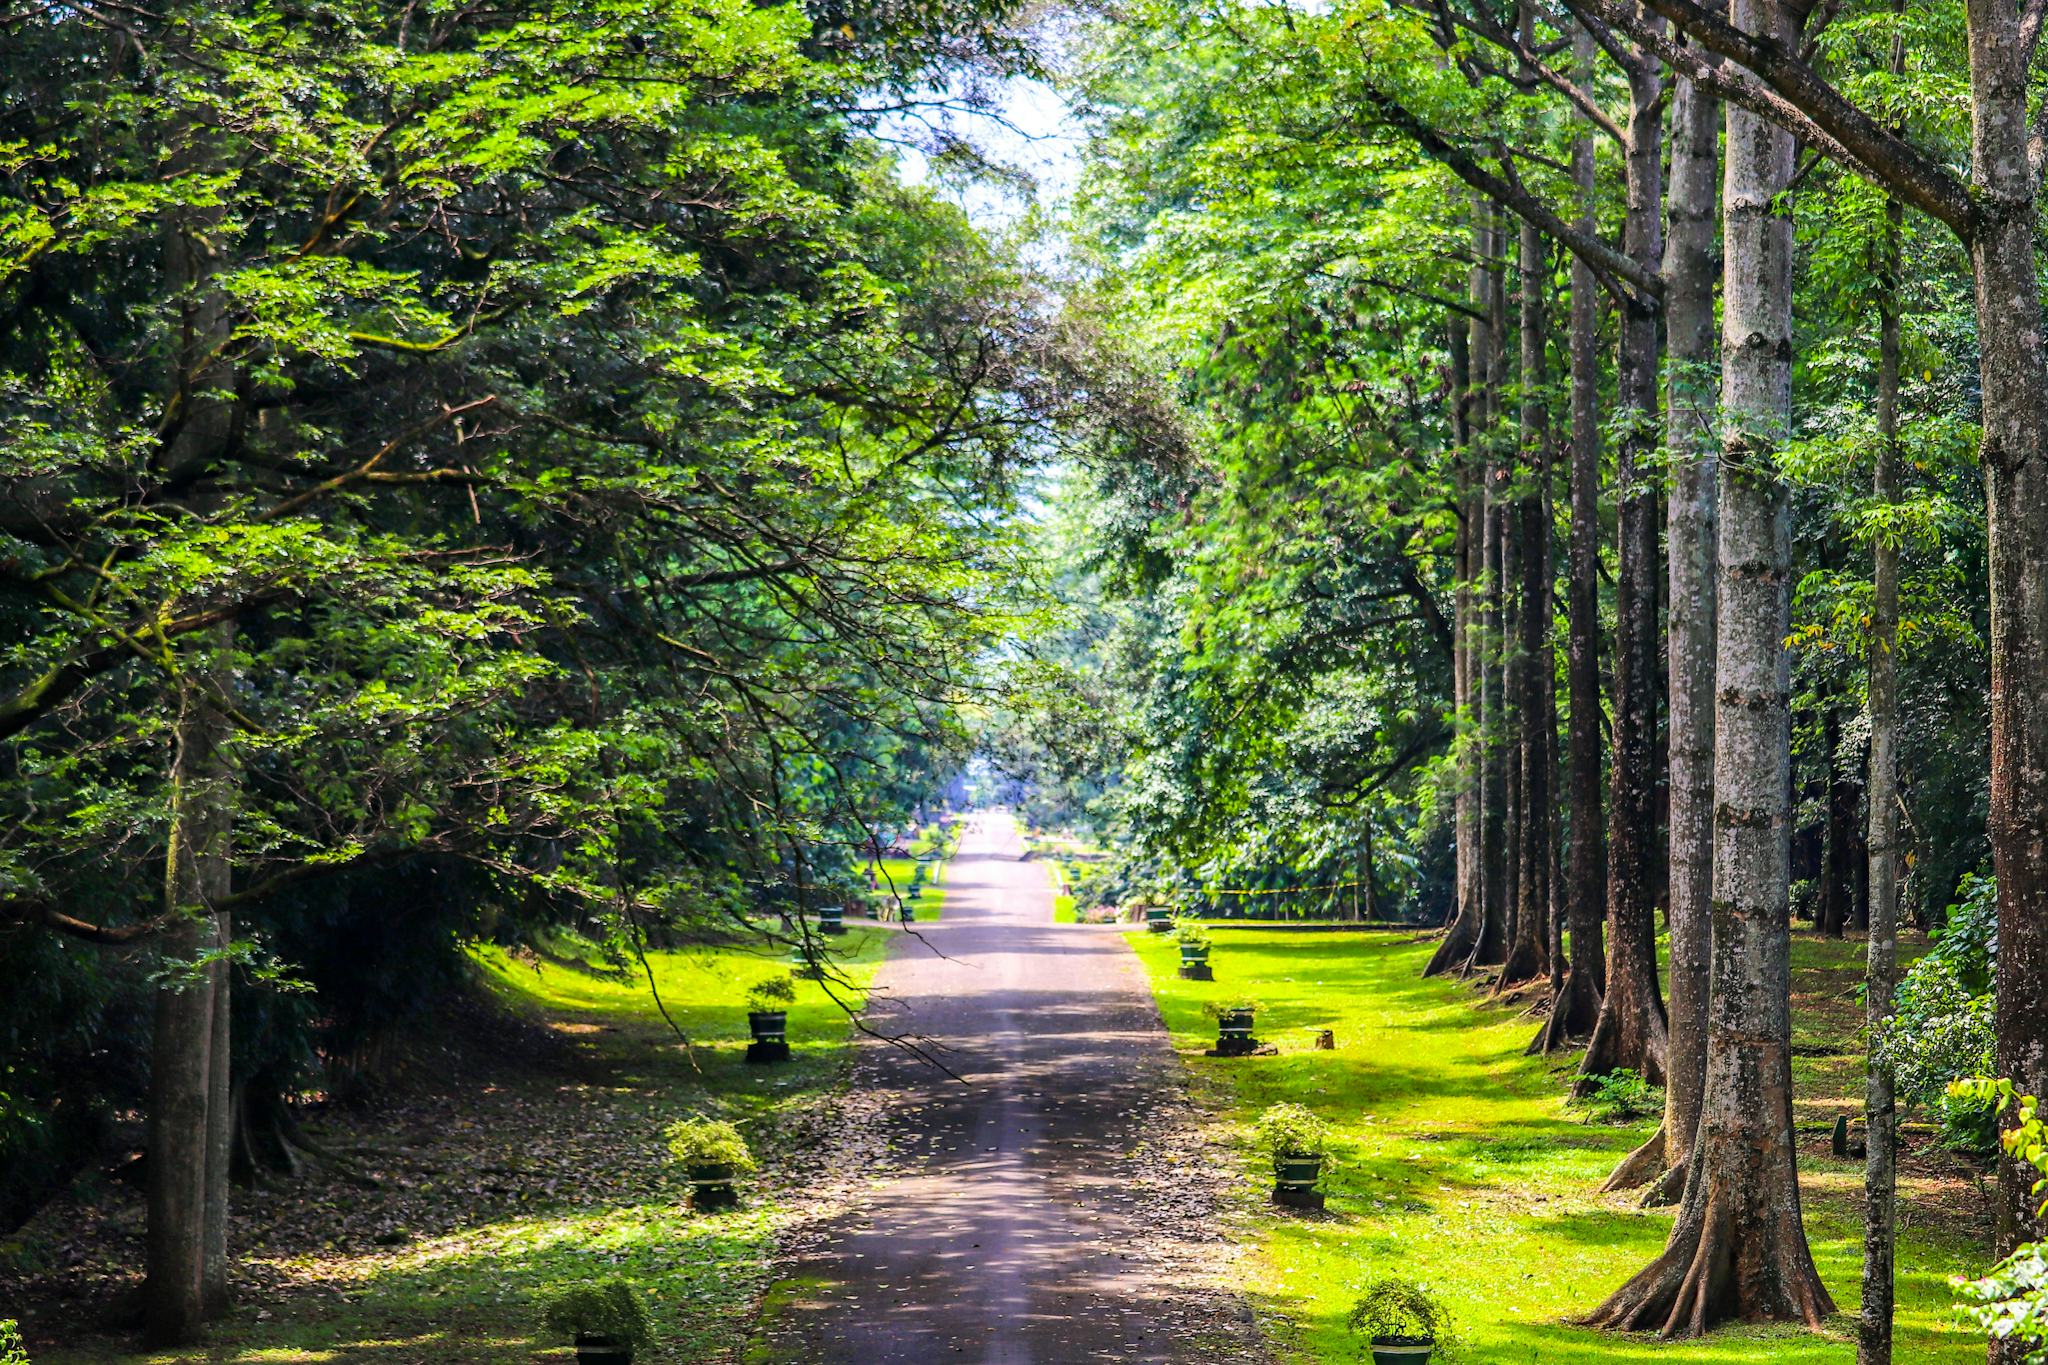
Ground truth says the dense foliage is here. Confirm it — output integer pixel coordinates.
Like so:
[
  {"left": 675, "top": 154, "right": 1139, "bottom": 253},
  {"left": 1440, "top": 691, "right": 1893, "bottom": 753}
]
[{"left": 0, "top": 0, "right": 1066, "bottom": 1269}]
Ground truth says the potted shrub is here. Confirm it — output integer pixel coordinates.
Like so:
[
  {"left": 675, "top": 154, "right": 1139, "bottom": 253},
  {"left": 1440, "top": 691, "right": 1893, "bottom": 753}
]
[
  {"left": 1255, "top": 1101, "right": 1331, "bottom": 1207},
  {"left": 1347, "top": 1277, "right": 1457, "bottom": 1363},
  {"left": 818, "top": 902, "right": 846, "bottom": 934},
  {"left": 745, "top": 974, "right": 794, "bottom": 1042},
  {"left": 666, "top": 1116, "right": 756, "bottom": 1211},
  {"left": 1203, "top": 997, "right": 1258, "bottom": 1053},
  {"left": 540, "top": 1279, "right": 651, "bottom": 1364},
  {"left": 1174, "top": 918, "right": 1212, "bottom": 973},
  {"left": 1143, "top": 903, "right": 1174, "bottom": 933}
]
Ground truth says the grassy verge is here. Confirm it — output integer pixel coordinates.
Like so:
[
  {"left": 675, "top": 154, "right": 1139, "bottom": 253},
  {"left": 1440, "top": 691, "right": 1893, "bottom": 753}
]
[
  {"left": 24, "top": 930, "right": 891, "bottom": 1365},
  {"left": 1130, "top": 929, "right": 1991, "bottom": 1364}
]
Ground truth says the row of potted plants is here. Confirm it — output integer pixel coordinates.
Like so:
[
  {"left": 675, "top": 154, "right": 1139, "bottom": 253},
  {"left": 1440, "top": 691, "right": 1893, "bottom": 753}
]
[{"left": 1250, "top": 1102, "right": 1457, "bottom": 1360}]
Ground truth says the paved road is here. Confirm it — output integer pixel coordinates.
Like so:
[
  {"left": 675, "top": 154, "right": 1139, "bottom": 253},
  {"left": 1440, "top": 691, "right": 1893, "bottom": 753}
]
[{"left": 752, "top": 811, "right": 1259, "bottom": 1364}]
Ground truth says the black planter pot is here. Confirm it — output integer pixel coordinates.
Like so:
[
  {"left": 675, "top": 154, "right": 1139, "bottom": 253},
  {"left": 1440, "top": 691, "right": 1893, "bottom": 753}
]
[
  {"left": 1179, "top": 943, "right": 1210, "bottom": 965},
  {"left": 1369, "top": 1336, "right": 1434, "bottom": 1364},
  {"left": 1144, "top": 907, "right": 1174, "bottom": 934},
  {"left": 574, "top": 1333, "right": 634, "bottom": 1365},
  {"left": 1213, "top": 1008, "right": 1257, "bottom": 1056},
  {"left": 748, "top": 1010, "right": 787, "bottom": 1043},
  {"left": 820, "top": 906, "right": 846, "bottom": 935},
  {"left": 1274, "top": 1154, "right": 1323, "bottom": 1190},
  {"left": 689, "top": 1162, "right": 740, "bottom": 1210}
]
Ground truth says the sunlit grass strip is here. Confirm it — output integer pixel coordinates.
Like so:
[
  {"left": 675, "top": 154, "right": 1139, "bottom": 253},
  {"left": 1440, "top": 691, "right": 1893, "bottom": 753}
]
[{"left": 1129, "top": 929, "right": 1988, "bottom": 1364}]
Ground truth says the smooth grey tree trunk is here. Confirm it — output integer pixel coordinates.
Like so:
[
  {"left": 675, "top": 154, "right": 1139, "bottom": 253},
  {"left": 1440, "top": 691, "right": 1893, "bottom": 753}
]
[
  {"left": 1474, "top": 204, "right": 1511, "bottom": 974},
  {"left": 1591, "top": 0, "right": 1833, "bottom": 1327},
  {"left": 1432, "top": 220, "right": 1493, "bottom": 976}
]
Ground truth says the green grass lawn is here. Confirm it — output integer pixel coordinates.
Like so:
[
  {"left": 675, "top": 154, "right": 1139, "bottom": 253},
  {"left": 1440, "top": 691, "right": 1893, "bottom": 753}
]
[
  {"left": 1047, "top": 858, "right": 1079, "bottom": 922},
  {"left": 1131, "top": 929, "right": 1992, "bottom": 1364},
  {"left": 27, "top": 931, "right": 891, "bottom": 1365}
]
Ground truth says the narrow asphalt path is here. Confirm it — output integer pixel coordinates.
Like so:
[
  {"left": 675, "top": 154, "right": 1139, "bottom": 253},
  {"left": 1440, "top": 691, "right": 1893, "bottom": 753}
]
[{"left": 752, "top": 811, "right": 1264, "bottom": 1364}]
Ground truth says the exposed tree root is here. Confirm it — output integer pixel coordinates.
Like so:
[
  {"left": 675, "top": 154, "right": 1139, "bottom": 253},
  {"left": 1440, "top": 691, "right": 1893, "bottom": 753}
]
[
  {"left": 1424, "top": 912, "right": 1480, "bottom": 977},
  {"left": 1600, "top": 1125, "right": 1665, "bottom": 1192},
  {"left": 1586, "top": 1165, "right": 1834, "bottom": 1336},
  {"left": 1493, "top": 937, "right": 1547, "bottom": 996},
  {"left": 1528, "top": 970, "right": 1602, "bottom": 1054},
  {"left": 1574, "top": 984, "right": 1668, "bottom": 1096},
  {"left": 1639, "top": 1161, "right": 1687, "bottom": 1208}
]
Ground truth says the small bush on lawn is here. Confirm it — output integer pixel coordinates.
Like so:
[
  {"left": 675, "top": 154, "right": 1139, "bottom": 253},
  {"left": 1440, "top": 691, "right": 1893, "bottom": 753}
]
[
  {"left": 664, "top": 1117, "right": 755, "bottom": 1173},
  {"left": 1574, "top": 1068, "right": 1662, "bottom": 1124},
  {"left": 1349, "top": 1276, "right": 1459, "bottom": 1353},
  {"left": 540, "top": 1279, "right": 652, "bottom": 1348},
  {"left": 1254, "top": 1102, "right": 1331, "bottom": 1166}
]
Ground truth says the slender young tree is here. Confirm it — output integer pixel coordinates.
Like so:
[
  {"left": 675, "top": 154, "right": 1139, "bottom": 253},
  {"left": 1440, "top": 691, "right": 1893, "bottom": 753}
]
[{"left": 1860, "top": 180, "right": 1906, "bottom": 1365}]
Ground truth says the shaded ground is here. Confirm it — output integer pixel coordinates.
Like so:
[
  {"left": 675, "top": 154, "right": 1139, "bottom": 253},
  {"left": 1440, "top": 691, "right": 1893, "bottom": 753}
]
[
  {"left": 0, "top": 930, "right": 895, "bottom": 1363},
  {"left": 750, "top": 811, "right": 1269, "bottom": 1364},
  {"left": 1131, "top": 928, "right": 1995, "bottom": 1364}
]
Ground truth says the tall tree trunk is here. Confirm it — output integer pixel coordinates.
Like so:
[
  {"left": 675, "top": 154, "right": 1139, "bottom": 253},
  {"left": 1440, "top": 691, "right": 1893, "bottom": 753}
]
[
  {"left": 1540, "top": 24, "right": 1607, "bottom": 1050},
  {"left": 1360, "top": 815, "right": 1380, "bottom": 924},
  {"left": 1859, "top": 184, "right": 1904, "bottom": 1365},
  {"left": 1590, "top": 1, "right": 1833, "bottom": 1326},
  {"left": 145, "top": 643, "right": 235, "bottom": 1346},
  {"left": 1614, "top": 56, "right": 1719, "bottom": 1193},
  {"left": 1819, "top": 702, "right": 1859, "bottom": 937},
  {"left": 1579, "top": 57, "right": 1668, "bottom": 1090},
  {"left": 145, "top": 161, "right": 238, "bottom": 1347},
  {"left": 1501, "top": 212, "right": 1551, "bottom": 991},
  {"left": 1432, "top": 243, "right": 1490, "bottom": 975},
  {"left": 1966, "top": 0, "right": 2048, "bottom": 1332},
  {"left": 1472, "top": 204, "right": 1511, "bottom": 973}
]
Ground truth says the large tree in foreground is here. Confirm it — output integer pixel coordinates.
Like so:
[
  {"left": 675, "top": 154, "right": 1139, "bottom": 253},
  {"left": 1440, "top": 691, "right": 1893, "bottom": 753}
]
[{"left": 1588, "top": 0, "right": 1833, "bottom": 1330}]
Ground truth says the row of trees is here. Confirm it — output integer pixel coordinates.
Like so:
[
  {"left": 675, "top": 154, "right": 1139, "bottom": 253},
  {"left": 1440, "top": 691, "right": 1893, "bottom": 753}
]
[
  {"left": 0, "top": 0, "right": 1071, "bottom": 1345},
  {"left": 1014, "top": 0, "right": 2036, "bottom": 1353}
]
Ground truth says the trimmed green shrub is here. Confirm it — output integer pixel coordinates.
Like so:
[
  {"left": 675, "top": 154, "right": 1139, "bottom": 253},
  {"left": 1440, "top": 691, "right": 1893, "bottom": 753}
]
[
  {"left": 664, "top": 1116, "right": 755, "bottom": 1173},
  {"left": 1254, "top": 1102, "right": 1331, "bottom": 1167},
  {"left": 1952, "top": 1079, "right": 2048, "bottom": 1360},
  {"left": 539, "top": 1279, "right": 651, "bottom": 1348},
  {"left": 1882, "top": 872, "right": 2000, "bottom": 1155}
]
